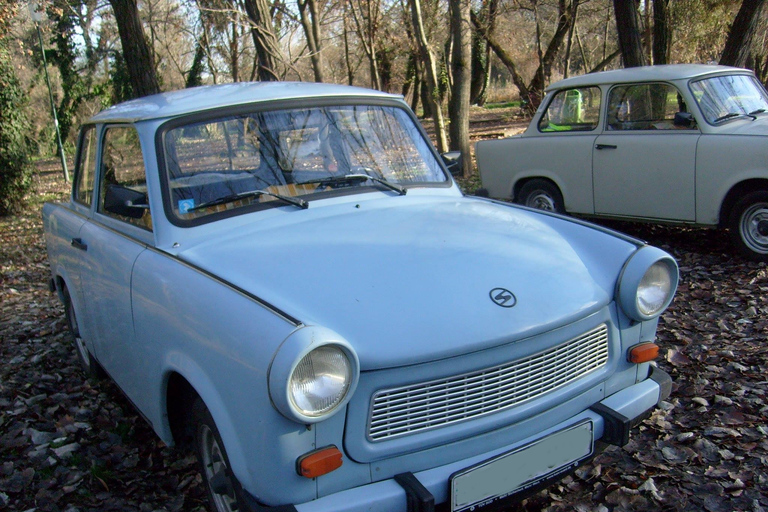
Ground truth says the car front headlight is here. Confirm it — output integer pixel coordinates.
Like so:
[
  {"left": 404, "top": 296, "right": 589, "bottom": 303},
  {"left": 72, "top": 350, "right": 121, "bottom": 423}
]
[
  {"left": 269, "top": 327, "right": 359, "bottom": 424},
  {"left": 618, "top": 247, "right": 678, "bottom": 321}
]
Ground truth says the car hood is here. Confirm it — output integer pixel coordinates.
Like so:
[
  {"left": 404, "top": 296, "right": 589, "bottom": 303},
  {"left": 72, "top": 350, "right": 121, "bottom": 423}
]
[
  {"left": 718, "top": 116, "right": 768, "bottom": 135},
  {"left": 177, "top": 196, "right": 639, "bottom": 370}
]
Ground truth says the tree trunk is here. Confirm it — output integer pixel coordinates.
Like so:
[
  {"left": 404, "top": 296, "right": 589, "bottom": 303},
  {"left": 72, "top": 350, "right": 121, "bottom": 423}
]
[
  {"left": 613, "top": 0, "right": 646, "bottom": 67},
  {"left": 243, "top": 0, "right": 281, "bottom": 81},
  {"left": 652, "top": 0, "right": 671, "bottom": 65},
  {"left": 449, "top": 0, "right": 471, "bottom": 176},
  {"left": 564, "top": 0, "right": 579, "bottom": 77},
  {"left": 349, "top": 0, "right": 381, "bottom": 89},
  {"left": 720, "top": 0, "right": 767, "bottom": 68},
  {"left": 108, "top": 0, "right": 160, "bottom": 98},
  {"left": 409, "top": 0, "right": 448, "bottom": 153},
  {"left": 297, "top": 0, "right": 324, "bottom": 82}
]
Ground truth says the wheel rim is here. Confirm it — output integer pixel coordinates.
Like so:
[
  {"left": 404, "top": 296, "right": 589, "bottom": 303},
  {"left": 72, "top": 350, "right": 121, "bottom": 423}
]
[
  {"left": 200, "top": 424, "right": 238, "bottom": 512},
  {"left": 526, "top": 191, "right": 556, "bottom": 211},
  {"left": 67, "top": 300, "right": 90, "bottom": 368},
  {"left": 739, "top": 202, "right": 768, "bottom": 254}
]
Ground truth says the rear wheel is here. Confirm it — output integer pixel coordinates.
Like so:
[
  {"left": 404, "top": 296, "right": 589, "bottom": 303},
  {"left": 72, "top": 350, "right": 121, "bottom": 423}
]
[
  {"left": 517, "top": 179, "right": 565, "bottom": 213},
  {"left": 192, "top": 398, "right": 250, "bottom": 512},
  {"left": 62, "top": 284, "right": 100, "bottom": 378},
  {"left": 729, "top": 191, "right": 768, "bottom": 261}
]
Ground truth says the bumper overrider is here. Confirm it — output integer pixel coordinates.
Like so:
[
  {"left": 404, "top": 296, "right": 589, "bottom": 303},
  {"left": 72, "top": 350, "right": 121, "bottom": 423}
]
[{"left": 241, "top": 366, "right": 672, "bottom": 512}]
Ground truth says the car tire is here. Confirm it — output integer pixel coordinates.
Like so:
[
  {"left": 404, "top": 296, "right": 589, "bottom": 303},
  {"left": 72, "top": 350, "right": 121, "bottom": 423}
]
[
  {"left": 729, "top": 191, "right": 768, "bottom": 262},
  {"left": 517, "top": 179, "right": 565, "bottom": 213},
  {"left": 192, "top": 398, "right": 251, "bottom": 512},
  {"left": 62, "top": 284, "right": 101, "bottom": 378}
]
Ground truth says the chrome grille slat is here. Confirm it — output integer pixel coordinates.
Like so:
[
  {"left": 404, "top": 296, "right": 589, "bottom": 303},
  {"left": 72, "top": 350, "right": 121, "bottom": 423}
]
[{"left": 368, "top": 324, "right": 609, "bottom": 441}]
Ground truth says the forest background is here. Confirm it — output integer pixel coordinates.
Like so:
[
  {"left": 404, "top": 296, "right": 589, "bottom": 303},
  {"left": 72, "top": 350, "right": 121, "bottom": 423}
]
[{"left": 0, "top": 0, "right": 767, "bottom": 214}]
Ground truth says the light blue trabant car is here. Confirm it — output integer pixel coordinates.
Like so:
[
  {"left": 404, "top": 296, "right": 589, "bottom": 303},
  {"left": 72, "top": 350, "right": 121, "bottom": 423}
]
[{"left": 43, "top": 82, "right": 678, "bottom": 512}]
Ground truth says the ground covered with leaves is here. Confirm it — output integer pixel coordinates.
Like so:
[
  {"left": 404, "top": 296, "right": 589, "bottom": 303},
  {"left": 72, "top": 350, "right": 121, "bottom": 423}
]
[{"left": 1, "top": 161, "right": 767, "bottom": 512}]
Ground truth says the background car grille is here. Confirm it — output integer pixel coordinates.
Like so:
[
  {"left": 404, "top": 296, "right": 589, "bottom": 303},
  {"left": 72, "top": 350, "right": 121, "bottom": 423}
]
[{"left": 368, "top": 324, "right": 609, "bottom": 441}]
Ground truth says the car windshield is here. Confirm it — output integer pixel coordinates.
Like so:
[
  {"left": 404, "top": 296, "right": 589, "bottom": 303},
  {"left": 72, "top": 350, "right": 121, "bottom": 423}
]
[
  {"left": 162, "top": 104, "right": 447, "bottom": 222},
  {"left": 689, "top": 74, "right": 768, "bottom": 124}
]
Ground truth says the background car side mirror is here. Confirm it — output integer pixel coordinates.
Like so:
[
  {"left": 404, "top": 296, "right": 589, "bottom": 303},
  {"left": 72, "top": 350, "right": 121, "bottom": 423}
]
[
  {"left": 104, "top": 184, "right": 149, "bottom": 219},
  {"left": 441, "top": 151, "right": 463, "bottom": 177},
  {"left": 673, "top": 112, "right": 695, "bottom": 128}
]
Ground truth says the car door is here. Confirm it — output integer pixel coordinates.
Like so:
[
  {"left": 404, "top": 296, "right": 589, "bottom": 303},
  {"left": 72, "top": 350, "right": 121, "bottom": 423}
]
[
  {"left": 78, "top": 124, "right": 152, "bottom": 395},
  {"left": 592, "top": 82, "right": 700, "bottom": 222}
]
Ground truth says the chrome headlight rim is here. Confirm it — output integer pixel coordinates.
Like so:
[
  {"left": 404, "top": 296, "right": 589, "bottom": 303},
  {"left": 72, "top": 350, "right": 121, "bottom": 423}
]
[
  {"left": 269, "top": 327, "right": 360, "bottom": 424},
  {"left": 617, "top": 247, "right": 679, "bottom": 322}
]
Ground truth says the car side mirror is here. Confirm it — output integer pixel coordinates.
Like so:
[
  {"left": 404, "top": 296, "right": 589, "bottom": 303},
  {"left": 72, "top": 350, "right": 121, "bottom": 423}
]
[
  {"left": 104, "top": 184, "right": 149, "bottom": 219},
  {"left": 673, "top": 112, "right": 694, "bottom": 128},
  {"left": 441, "top": 151, "right": 463, "bottom": 177}
]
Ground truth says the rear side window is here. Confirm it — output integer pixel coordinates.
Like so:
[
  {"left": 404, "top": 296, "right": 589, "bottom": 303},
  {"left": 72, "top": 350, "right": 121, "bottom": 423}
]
[
  {"left": 74, "top": 126, "right": 98, "bottom": 206},
  {"left": 98, "top": 126, "right": 153, "bottom": 231},
  {"left": 538, "top": 87, "right": 601, "bottom": 132}
]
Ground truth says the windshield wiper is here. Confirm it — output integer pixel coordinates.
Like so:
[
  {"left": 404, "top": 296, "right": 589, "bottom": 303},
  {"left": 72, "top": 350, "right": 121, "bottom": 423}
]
[
  {"left": 189, "top": 189, "right": 308, "bottom": 212},
  {"left": 303, "top": 173, "right": 406, "bottom": 196},
  {"left": 749, "top": 108, "right": 766, "bottom": 116},
  {"left": 714, "top": 111, "right": 757, "bottom": 123}
]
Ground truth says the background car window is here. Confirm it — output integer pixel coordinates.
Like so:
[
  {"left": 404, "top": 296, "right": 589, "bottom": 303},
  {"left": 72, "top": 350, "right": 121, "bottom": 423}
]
[
  {"left": 538, "top": 87, "right": 601, "bottom": 132},
  {"left": 74, "top": 126, "right": 97, "bottom": 206},
  {"left": 607, "top": 83, "right": 693, "bottom": 130},
  {"left": 98, "top": 126, "right": 152, "bottom": 230}
]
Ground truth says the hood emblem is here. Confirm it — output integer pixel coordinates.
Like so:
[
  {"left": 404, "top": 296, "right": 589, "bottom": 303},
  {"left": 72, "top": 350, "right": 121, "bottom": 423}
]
[{"left": 490, "top": 288, "right": 517, "bottom": 308}]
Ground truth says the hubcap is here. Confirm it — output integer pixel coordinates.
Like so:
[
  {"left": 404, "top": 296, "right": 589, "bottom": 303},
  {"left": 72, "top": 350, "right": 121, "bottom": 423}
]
[
  {"left": 526, "top": 191, "right": 556, "bottom": 211},
  {"left": 200, "top": 424, "right": 238, "bottom": 512},
  {"left": 739, "top": 203, "right": 768, "bottom": 254}
]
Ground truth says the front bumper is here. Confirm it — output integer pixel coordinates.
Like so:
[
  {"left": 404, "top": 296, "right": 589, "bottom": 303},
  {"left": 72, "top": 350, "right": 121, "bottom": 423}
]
[{"left": 289, "top": 367, "right": 670, "bottom": 512}]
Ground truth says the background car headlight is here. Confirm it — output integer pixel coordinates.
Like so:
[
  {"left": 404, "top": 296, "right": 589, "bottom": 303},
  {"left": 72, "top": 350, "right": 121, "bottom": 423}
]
[
  {"left": 269, "top": 326, "right": 359, "bottom": 424},
  {"left": 290, "top": 345, "right": 352, "bottom": 417},
  {"left": 618, "top": 246, "right": 679, "bottom": 322}
]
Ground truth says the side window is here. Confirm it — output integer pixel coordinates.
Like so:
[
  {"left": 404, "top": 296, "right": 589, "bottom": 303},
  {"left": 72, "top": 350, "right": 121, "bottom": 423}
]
[
  {"left": 607, "top": 83, "right": 694, "bottom": 131},
  {"left": 98, "top": 126, "right": 152, "bottom": 231},
  {"left": 538, "top": 87, "right": 601, "bottom": 132},
  {"left": 74, "top": 126, "right": 98, "bottom": 206}
]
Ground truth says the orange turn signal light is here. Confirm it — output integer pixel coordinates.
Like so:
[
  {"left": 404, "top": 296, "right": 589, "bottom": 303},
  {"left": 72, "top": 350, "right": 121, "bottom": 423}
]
[
  {"left": 628, "top": 342, "right": 659, "bottom": 364},
  {"left": 297, "top": 446, "right": 343, "bottom": 478}
]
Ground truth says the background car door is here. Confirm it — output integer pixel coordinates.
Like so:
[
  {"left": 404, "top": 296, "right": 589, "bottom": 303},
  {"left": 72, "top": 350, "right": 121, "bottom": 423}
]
[
  {"left": 78, "top": 125, "right": 151, "bottom": 394},
  {"left": 592, "top": 82, "right": 700, "bottom": 222}
]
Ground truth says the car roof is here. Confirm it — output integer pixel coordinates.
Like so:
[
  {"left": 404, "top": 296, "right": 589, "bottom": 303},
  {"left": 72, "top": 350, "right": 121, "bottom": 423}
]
[
  {"left": 546, "top": 64, "right": 753, "bottom": 91},
  {"left": 89, "top": 82, "right": 401, "bottom": 123}
]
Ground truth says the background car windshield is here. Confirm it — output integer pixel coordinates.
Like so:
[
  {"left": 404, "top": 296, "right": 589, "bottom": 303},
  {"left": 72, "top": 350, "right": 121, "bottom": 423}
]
[
  {"left": 164, "top": 105, "right": 446, "bottom": 220},
  {"left": 690, "top": 74, "right": 768, "bottom": 124}
]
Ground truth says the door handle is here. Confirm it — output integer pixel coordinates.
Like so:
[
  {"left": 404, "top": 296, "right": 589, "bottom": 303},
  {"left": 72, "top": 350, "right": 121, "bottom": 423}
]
[
  {"left": 595, "top": 144, "right": 617, "bottom": 150},
  {"left": 71, "top": 238, "right": 88, "bottom": 251}
]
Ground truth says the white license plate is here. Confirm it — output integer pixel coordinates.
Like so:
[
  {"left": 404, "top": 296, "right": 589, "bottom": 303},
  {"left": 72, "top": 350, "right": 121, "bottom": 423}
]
[{"left": 450, "top": 421, "right": 594, "bottom": 512}]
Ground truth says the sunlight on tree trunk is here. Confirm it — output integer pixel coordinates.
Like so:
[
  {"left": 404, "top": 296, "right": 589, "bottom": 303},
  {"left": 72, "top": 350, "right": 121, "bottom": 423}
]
[{"left": 449, "top": 0, "right": 471, "bottom": 177}]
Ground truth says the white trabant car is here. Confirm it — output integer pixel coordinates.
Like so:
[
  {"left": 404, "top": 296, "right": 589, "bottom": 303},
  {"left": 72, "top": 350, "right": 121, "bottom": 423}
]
[
  {"left": 476, "top": 64, "right": 768, "bottom": 261},
  {"left": 43, "top": 82, "right": 677, "bottom": 512}
]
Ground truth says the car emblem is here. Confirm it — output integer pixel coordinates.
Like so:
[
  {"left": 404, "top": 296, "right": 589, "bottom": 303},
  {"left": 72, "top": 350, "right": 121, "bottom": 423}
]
[{"left": 490, "top": 288, "right": 517, "bottom": 308}]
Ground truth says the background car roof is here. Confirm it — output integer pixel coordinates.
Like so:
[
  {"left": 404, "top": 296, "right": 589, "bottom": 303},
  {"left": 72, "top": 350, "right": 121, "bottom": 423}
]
[
  {"left": 89, "top": 82, "right": 400, "bottom": 124},
  {"left": 546, "top": 64, "right": 752, "bottom": 91}
]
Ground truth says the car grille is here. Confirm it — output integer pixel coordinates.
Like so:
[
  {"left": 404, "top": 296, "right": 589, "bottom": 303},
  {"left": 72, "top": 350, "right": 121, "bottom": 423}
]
[{"left": 368, "top": 324, "right": 609, "bottom": 441}]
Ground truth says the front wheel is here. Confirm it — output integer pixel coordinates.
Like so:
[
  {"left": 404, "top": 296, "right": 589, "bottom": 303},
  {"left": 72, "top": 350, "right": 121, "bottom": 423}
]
[
  {"left": 729, "top": 191, "right": 768, "bottom": 262},
  {"left": 517, "top": 179, "right": 565, "bottom": 213},
  {"left": 192, "top": 398, "right": 250, "bottom": 512}
]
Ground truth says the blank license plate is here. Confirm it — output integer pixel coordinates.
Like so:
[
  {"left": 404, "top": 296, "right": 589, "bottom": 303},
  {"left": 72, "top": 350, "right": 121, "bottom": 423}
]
[{"left": 450, "top": 421, "right": 594, "bottom": 512}]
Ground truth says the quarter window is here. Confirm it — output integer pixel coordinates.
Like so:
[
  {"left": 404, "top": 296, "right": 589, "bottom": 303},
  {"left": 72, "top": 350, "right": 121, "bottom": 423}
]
[
  {"left": 74, "top": 126, "right": 97, "bottom": 206},
  {"left": 98, "top": 126, "right": 152, "bottom": 231},
  {"left": 607, "top": 83, "right": 694, "bottom": 130},
  {"left": 538, "top": 87, "right": 601, "bottom": 132}
]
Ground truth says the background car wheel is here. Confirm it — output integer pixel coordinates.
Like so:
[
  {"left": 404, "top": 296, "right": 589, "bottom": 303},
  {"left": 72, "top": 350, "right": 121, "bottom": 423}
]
[
  {"left": 729, "top": 191, "right": 768, "bottom": 262},
  {"left": 62, "top": 284, "right": 100, "bottom": 378},
  {"left": 517, "top": 179, "right": 565, "bottom": 213},
  {"left": 192, "top": 398, "right": 250, "bottom": 512}
]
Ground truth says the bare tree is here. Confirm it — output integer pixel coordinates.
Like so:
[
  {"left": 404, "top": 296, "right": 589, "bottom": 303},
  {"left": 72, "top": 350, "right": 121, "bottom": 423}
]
[
  {"left": 720, "top": 0, "right": 767, "bottom": 68},
  {"left": 449, "top": 0, "right": 471, "bottom": 176},
  {"left": 349, "top": 0, "right": 382, "bottom": 89},
  {"left": 109, "top": 0, "right": 161, "bottom": 97},
  {"left": 297, "top": 0, "right": 324, "bottom": 82},
  {"left": 243, "top": 0, "right": 282, "bottom": 80},
  {"left": 613, "top": 0, "right": 646, "bottom": 67},
  {"left": 409, "top": 0, "right": 448, "bottom": 153}
]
